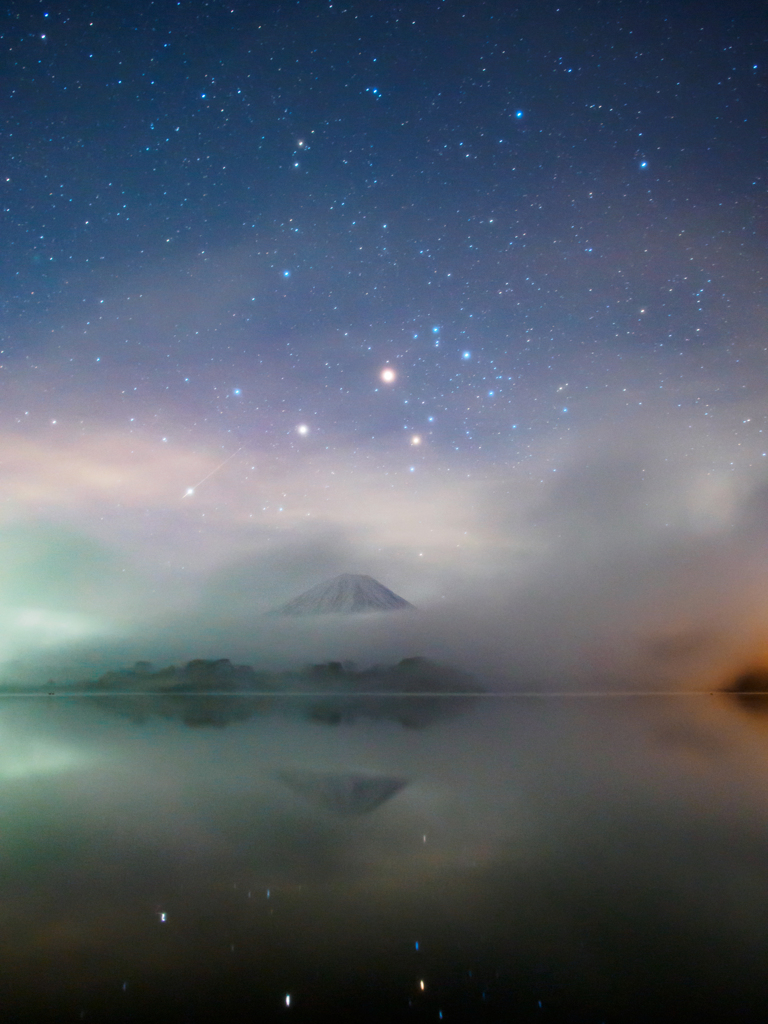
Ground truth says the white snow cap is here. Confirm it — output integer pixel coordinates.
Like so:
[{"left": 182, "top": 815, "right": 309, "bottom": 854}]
[{"left": 274, "top": 573, "right": 414, "bottom": 615}]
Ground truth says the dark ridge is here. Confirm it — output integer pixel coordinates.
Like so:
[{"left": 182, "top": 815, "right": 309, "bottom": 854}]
[
  {"left": 725, "top": 668, "right": 768, "bottom": 712},
  {"left": 3, "top": 657, "right": 483, "bottom": 730}
]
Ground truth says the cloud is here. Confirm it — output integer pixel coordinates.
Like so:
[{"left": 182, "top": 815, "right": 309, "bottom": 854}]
[{"left": 1, "top": 407, "right": 767, "bottom": 699}]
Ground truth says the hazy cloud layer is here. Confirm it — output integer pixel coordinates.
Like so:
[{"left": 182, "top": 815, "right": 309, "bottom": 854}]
[{"left": 1, "top": 405, "right": 766, "bottom": 696}]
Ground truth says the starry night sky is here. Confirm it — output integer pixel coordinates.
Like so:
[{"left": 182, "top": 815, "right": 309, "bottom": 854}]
[{"left": 1, "top": 0, "right": 767, "bottom": 654}]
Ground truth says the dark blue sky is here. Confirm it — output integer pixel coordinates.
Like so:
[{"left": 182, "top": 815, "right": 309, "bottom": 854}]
[
  {"left": 0, "top": 0, "right": 766, "bottom": 611},
  {"left": 5, "top": 1, "right": 764, "bottom": 371}
]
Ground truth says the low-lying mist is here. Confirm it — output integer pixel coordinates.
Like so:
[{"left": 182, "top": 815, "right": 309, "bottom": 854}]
[{"left": 3, "top": 413, "right": 767, "bottom": 698}]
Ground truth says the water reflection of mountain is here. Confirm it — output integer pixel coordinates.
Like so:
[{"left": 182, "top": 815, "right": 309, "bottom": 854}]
[
  {"left": 277, "top": 770, "right": 407, "bottom": 815},
  {"left": 16, "top": 656, "right": 483, "bottom": 729}
]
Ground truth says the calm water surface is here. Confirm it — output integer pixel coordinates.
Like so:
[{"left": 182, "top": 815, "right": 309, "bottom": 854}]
[{"left": 2, "top": 691, "right": 768, "bottom": 1022}]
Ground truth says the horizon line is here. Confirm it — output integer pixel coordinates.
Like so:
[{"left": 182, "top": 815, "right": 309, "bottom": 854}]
[{"left": 0, "top": 689, "right": 746, "bottom": 698}]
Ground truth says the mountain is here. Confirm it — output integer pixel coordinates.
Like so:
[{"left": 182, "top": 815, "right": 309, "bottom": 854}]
[{"left": 273, "top": 573, "right": 414, "bottom": 615}]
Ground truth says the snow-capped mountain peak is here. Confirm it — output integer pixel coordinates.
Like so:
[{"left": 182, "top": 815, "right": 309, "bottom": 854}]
[{"left": 273, "top": 573, "right": 414, "bottom": 615}]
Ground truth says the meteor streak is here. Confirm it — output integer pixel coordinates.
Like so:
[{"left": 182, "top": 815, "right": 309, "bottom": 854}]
[{"left": 182, "top": 447, "right": 242, "bottom": 497}]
